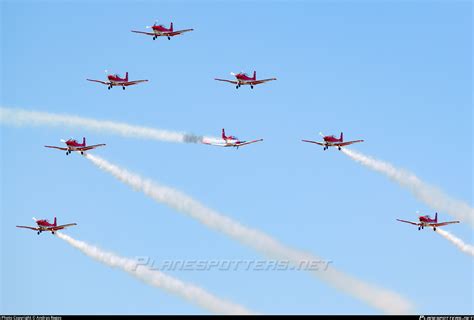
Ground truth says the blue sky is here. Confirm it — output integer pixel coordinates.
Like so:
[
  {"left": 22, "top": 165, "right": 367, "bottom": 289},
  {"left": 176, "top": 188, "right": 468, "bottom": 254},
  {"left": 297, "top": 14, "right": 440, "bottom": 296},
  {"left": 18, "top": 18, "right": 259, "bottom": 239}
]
[{"left": 1, "top": 0, "right": 472, "bottom": 315}]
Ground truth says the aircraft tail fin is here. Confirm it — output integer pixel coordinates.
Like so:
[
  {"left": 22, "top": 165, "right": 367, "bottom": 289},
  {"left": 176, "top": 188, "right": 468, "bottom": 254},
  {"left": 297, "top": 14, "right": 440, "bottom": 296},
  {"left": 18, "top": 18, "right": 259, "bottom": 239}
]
[
  {"left": 222, "top": 128, "right": 227, "bottom": 140},
  {"left": 82, "top": 137, "right": 86, "bottom": 146},
  {"left": 435, "top": 212, "right": 438, "bottom": 223},
  {"left": 53, "top": 217, "right": 57, "bottom": 226},
  {"left": 125, "top": 72, "right": 129, "bottom": 82},
  {"left": 170, "top": 22, "right": 173, "bottom": 31},
  {"left": 253, "top": 71, "right": 256, "bottom": 80},
  {"left": 340, "top": 132, "right": 343, "bottom": 142}
]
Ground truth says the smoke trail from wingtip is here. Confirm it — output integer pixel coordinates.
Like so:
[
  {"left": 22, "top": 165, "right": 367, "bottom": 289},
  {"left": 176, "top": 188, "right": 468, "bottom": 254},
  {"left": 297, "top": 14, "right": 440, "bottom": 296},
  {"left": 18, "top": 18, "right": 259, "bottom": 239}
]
[
  {"left": 0, "top": 107, "right": 209, "bottom": 144},
  {"left": 341, "top": 149, "right": 474, "bottom": 228},
  {"left": 436, "top": 229, "right": 474, "bottom": 257},
  {"left": 57, "top": 232, "right": 256, "bottom": 315},
  {"left": 85, "top": 153, "right": 415, "bottom": 314}
]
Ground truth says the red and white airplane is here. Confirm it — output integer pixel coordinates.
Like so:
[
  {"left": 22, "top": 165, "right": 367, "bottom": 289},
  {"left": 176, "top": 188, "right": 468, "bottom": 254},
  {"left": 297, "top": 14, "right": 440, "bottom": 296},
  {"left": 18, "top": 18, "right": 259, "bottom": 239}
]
[
  {"left": 202, "top": 129, "right": 263, "bottom": 149},
  {"left": 302, "top": 132, "right": 364, "bottom": 150},
  {"left": 87, "top": 71, "right": 148, "bottom": 90},
  {"left": 17, "top": 217, "right": 77, "bottom": 235},
  {"left": 45, "top": 137, "right": 106, "bottom": 156},
  {"left": 215, "top": 71, "right": 277, "bottom": 89},
  {"left": 131, "top": 21, "right": 194, "bottom": 40},
  {"left": 397, "top": 212, "right": 460, "bottom": 231}
]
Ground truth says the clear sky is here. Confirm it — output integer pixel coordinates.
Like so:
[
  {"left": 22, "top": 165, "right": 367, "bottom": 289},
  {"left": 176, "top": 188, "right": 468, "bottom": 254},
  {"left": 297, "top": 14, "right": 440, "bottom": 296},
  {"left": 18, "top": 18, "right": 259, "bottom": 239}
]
[{"left": 1, "top": 0, "right": 472, "bottom": 315}]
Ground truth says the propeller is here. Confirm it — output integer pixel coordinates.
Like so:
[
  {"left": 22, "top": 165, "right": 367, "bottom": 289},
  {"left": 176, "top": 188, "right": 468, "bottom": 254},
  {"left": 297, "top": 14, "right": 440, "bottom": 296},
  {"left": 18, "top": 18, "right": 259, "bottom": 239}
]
[
  {"left": 415, "top": 210, "right": 425, "bottom": 219},
  {"left": 146, "top": 21, "right": 158, "bottom": 28},
  {"left": 60, "top": 139, "right": 66, "bottom": 143},
  {"left": 230, "top": 72, "right": 236, "bottom": 76},
  {"left": 319, "top": 132, "right": 325, "bottom": 137},
  {"left": 32, "top": 217, "right": 37, "bottom": 222}
]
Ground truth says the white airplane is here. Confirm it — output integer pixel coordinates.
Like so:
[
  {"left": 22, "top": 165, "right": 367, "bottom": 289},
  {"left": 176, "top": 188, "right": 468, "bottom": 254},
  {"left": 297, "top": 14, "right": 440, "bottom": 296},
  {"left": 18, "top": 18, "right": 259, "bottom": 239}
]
[
  {"left": 202, "top": 129, "right": 263, "bottom": 149},
  {"left": 87, "top": 71, "right": 148, "bottom": 90},
  {"left": 131, "top": 21, "right": 193, "bottom": 40},
  {"left": 397, "top": 212, "right": 460, "bottom": 231},
  {"left": 215, "top": 71, "right": 277, "bottom": 89}
]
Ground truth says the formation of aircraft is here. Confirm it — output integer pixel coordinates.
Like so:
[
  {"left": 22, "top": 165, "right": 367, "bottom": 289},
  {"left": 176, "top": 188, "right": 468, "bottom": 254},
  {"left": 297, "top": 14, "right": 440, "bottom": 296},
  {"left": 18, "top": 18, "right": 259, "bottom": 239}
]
[
  {"left": 16, "top": 217, "right": 77, "bottom": 235},
  {"left": 87, "top": 71, "right": 148, "bottom": 90},
  {"left": 18, "top": 19, "right": 464, "bottom": 241},
  {"left": 397, "top": 212, "right": 460, "bottom": 231},
  {"left": 202, "top": 129, "right": 263, "bottom": 149},
  {"left": 215, "top": 71, "right": 277, "bottom": 89},
  {"left": 131, "top": 21, "right": 194, "bottom": 40},
  {"left": 302, "top": 132, "right": 364, "bottom": 150},
  {"left": 44, "top": 137, "right": 106, "bottom": 155}
]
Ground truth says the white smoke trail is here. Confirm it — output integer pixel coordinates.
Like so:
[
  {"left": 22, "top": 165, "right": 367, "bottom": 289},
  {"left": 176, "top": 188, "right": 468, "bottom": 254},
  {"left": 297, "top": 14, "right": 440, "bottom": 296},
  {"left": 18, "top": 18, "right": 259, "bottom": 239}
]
[
  {"left": 57, "top": 232, "right": 256, "bottom": 315},
  {"left": 436, "top": 229, "right": 474, "bottom": 257},
  {"left": 0, "top": 107, "right": 208, "bottom": 143},
  {"left": 342, "top": 149, "right": 474, "bottom": 228},
  {"left": 85, "top": 154, "right": 415, "bottom": 314}
]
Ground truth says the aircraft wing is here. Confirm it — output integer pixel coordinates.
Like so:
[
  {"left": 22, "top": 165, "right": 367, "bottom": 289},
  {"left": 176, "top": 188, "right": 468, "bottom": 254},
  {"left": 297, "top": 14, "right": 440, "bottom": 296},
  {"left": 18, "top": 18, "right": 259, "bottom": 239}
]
[
  {"left": 44, "top": 145, "right": 68, "bottom": 151},
  {"left": 236, "top": 139, "right": 264, "bottom": 147},
  {"left": 16, "top": 225, "right": 40, "bottom": 231},
  {"left": 167, "top": 29, "right": 194, "bottom": 36},
  {"left": 396, "top": 219, "right": 420, "bottom": 226},
  {"left": 335, "top": 140, "right": 365, "bottom": 147},
  {"left": 131, "top": 30, "right": 156, "bottom": 36},
  {"left": 123, "top": 80, "right": 148, "bottom": 86},
  {"left": 431, "top": 221, "right": 460, "bottom": 227},
  {"left": 250, "top": 78, "right": 277, "bottom": 85},
  {"left": 301, "top": 139, "right": 325, "bottom": 146},
  {"left": 77, "top": 144, "right": 107, "bottom": 151},
  {"left": 86, "top": 79, "right": 110, "bottom": 85},
  {"left": 50, "top": 223, "right": 78, "bottom": 231},
  {"left": 215, "top": 78, "right": 238, "bottom": 85}
]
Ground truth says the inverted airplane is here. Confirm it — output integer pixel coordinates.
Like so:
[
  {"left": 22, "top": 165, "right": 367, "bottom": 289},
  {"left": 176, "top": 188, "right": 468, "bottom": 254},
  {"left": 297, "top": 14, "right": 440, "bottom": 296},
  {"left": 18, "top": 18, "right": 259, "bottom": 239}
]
[
  {"left": 131, "top": 21, "right": 193, "bottom": 40},
  {"left": 17, "top": 217, "right": 77, "bottom": 235},
  {"left": 202, "top": 129, "right": 263, "bottom": 149},
  {"left": 87, "top": 71, "right": 148, "bottom": 90},
  {"left": 215, "top": 71, "right": 277, "bottom": 89},
  {"left": 45, "top": 137, "right": 106, "bottom": 156},
  {"left": 302, "top": 132, "right": 364, "bottom": 150},
  {"left": 397, "top": 212, "right": 460, "bottom": 231}
]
